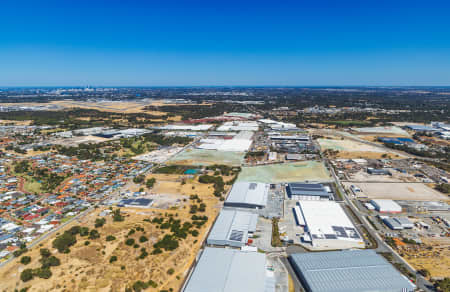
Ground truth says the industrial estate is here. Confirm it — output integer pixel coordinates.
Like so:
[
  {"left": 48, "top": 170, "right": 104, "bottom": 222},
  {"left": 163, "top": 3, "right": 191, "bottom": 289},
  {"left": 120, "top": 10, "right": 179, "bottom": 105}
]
[{"left": 0, "top": 86, "right": 449, "bottom": 292}]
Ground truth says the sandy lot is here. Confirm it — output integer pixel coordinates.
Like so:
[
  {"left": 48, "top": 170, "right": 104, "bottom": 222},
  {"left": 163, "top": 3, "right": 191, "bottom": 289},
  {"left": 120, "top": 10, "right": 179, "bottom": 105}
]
[
  {"left": 402, "top": 237, "right": 450, "bottom": 278},
  {"left": 318, "top": 138, "right": 387, "bottom": 153},
  {"left": 344, "top": 182, "right": 448, "bottom": 201}
]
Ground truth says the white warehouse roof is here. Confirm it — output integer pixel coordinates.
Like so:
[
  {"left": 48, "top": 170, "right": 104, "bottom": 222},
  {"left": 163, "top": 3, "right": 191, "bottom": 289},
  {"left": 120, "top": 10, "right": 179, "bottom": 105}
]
[
  {"left": 225, "top": 182, "right": 269, "bottom": 209},
  {"left": 298, "top": 201, "right": 364, "bottom": 249},
  {"left": 207, "top": 209, "right": 258, "bottom": 247},
  {"left": 183, "top": 247, "right": 268, "bottom": 292},
  {"left": 370, "top": 199, "right": 402, "bottom": 213},
  {"left": 217, "top": 121, "right": 259, "bottom": 131}
]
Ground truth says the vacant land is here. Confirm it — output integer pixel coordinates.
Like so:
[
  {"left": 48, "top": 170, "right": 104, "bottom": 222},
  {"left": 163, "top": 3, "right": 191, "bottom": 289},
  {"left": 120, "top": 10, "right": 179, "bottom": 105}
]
[
  {"left": 318, "top": 138, "right": 387, "bottom": 153},
  {"left": 167, "top": 148, "right": 245, "bottom": 166},
  {"left": 402, "top": 237, "right": 450, "bottom": 278},
  {"left": 351, "top": 126, "right": 410, "bottom": 136},
  {"left": 344, "top": 182, "right": 448, "bottom": 201},
  {"left": 237, "top": 161, "right": 332, "bottom": 183},
  {"left": 318, "top": 138, "right": 405, "bottom": 159},
  {"left": 0, "top": 175, "right": 226, "bottom": 292}
]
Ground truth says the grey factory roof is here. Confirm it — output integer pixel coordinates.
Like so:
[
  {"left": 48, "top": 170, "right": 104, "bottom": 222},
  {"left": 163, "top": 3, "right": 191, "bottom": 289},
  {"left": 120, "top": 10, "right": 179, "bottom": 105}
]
[
  {"left": 207, "top": 209, "right": 258, "bottom": 247},
  {"left": 289, "top": 250, "right": 415, "bottom": 292},
  {"left": 183, "top": 247, "right": 267, "bottom": 292},
  {"left": 225, "top": 182, "right": 269, "bottom": 208},
  {"left": 286, "top": 183, "right": 329, "bottom": 198}
]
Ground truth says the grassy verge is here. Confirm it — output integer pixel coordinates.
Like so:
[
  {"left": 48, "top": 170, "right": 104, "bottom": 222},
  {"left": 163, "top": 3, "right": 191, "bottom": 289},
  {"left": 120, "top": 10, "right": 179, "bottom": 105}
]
[{"left": 271, "top": 218, "right": 283, "bottom": 247}]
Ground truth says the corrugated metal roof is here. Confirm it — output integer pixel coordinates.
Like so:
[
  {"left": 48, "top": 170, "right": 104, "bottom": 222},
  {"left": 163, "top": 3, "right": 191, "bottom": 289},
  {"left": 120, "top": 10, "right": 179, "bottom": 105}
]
[
  {"left": 184, "top": 248, "right": 267, "bottom": 292},
  {"left": 207, "top": 209, "right": 258, "bottom": 247},
  {"left": 287, "top": 183, "right": 329, "bottom": 198},
  {"left": 290, "top": 250, "right": 415, "bottom": 292},
  {"left": 226, "top": 182, "right": 269, "bottom": 207}
]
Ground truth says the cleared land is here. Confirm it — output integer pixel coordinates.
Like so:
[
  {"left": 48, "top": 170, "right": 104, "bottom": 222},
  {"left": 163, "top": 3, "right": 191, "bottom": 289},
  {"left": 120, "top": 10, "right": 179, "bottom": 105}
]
[
  {"left": 318, "top": 138, "right": 387, "bottom": 153},
  {"left": 237, "top": 161, "right": 332, "bottom": 183},
  {"left": 318, "top": 138, "right": 405, "bottom": 159},
  {"left": 351, "top": 126, "right": 410, "bottom": 136},
  {"left": 344, "top": 182, "right": 448, "bottom": 201},
  {"left": 0, "top": 175, "right": 227, "bottom": 292},
  {"left": 167, "top": 148, "right": 245, "bottom": 166},
  {"left": 401, "top": 237, "right": 450, "bottom": 278}
]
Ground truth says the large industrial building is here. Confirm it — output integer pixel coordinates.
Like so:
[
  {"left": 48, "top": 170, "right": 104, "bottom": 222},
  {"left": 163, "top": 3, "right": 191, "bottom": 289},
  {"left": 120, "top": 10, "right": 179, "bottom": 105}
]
[
  {"left": 224, "top": 182, "right": 269, "bottom": 209},
  {"left": 183, "top": 247, "right": 272, "bottom": 292},
  {"left": 207, "top": 209, "right": 258, "bottom": 247},
  {"left": 289, "top": 250, "right": 415, "bottom": 292},
  {"left": 286, "top": 183, "right": 331, "bottom": 200},
  {"left": 197, "top": 131, "right": 254, "bottom": 152},
  {"left": 370, "top": 199, "right": 402, "bottom": 213},
  {"left": 297, "top": 201, "right": 364, "bottom": 249}
]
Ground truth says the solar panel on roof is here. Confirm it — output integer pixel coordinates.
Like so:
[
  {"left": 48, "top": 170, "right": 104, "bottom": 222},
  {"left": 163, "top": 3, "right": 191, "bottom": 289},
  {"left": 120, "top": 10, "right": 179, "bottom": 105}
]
[
  {"left": 332, "top": 226, "right": 347, "bottom": 237},
  {"left": 229, "top": 230, "right": 244, "bottom": 242},
  {"left": 324, "top": 234, "right": 338, "bottom": 239},
  {"left": 249, "top": 183, "right": 257, "bottom": 190}
]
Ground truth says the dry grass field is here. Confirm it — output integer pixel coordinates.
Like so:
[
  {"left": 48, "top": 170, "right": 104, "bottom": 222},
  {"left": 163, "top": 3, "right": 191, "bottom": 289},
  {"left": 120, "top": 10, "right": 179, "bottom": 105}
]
[
  {"left": 401, "top": 237, "right": 450, "bottom": 278},
  {"left": 0, "top": 175, "right": 228, "bottom": 292}
]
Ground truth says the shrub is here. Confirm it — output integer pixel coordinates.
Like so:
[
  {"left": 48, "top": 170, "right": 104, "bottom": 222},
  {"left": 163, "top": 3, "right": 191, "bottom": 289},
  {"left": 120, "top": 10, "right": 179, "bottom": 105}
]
[
  {"left": 113, "top": 209, "right": 124, "bottom": 222},
  {"left": 20, "top": 269, "right": 34, "bottom": 282},
  {"left": 20, "top": 256, "right": 31, "bottom": 265},
  {"left": 79, "top": 227, "right": 90, "bottom": 236},
  {"left": 95, "top": 218, "right": 106, "bottom": 228},
  {"left": 84, "top": 241, "right": 90, "bottom": 246},
  {"left": 106, "top": 235, "right": 116, "bottom": 241},
  {"left": 109, "top": 256, "right": 117, "bottom": 263},
  {"left": 34, "top": 267, "right": 52, "bottom": 279},
  {"left": 52, "top": 232, "right": 76, "bottom": 253},
  {"left": 40, "top": 256, "right": 60, "bottom": 268},
  {"left": 88, "top": 229, "right": 100, "bottom": 240},
  {"left": 13, "top": 248, "right": 28, "bottom": 257},
  {"left": 125, "top": 238, "right": 135, "bottom": 246},
  {"left": 167, "top": 268, "right": 175, "bottom": 275},
  {"left": 40, "top": 248, "right": 51, "bottom": 258},
  {"left": 139, "top": 236, "right": 148, "bottom": 243}
]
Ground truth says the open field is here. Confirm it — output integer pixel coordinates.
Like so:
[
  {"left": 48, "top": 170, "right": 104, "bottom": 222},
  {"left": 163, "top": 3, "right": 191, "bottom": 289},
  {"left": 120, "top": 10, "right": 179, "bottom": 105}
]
[
  {"left": 167, "top": 148, "right": 245, "bottom": 166},
  {"left": 0, "top": 175, "right": 226, "bottom": 292},
  {"left": 0, "top": 120, "right": 32, "bottom": 126},
  {"left": 402, "top": 237, "right": 450, "bottom": 278},
  {"left": 318, "top": 138, "right": 387, "bottom": 153},
  {"left": 344, "top": 182, "right": 448, "bottom": 201},
  {"left": 351, "top": 126, "right": 410, "bottom": 136},
  {"left": 318, "top": 138, "right": 405, "bottom": 159},
  {"left": 237, "top": 161, "right": 332, "bottom": 183}
]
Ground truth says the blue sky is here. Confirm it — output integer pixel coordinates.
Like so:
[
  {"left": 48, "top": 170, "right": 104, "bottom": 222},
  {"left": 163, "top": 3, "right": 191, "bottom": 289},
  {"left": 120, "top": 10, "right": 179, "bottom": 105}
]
[{"left": 1, "top": 0, "right": 449, "bottom": 86}]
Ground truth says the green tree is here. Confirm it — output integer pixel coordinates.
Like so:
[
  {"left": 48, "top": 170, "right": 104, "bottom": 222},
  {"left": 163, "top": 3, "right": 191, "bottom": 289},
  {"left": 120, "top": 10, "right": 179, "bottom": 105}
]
[
  {"left": 20, "top": 256, "right": 31, "bottom": 265},
  {"left": 20, "top": 269, "right": 34, "bottom": 282}
]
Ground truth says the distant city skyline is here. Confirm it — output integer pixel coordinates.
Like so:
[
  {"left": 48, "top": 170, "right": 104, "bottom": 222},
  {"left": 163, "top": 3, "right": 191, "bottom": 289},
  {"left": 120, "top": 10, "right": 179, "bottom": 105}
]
[{"left": 1, "top": 0, "right": 450, "bottom": 86}]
